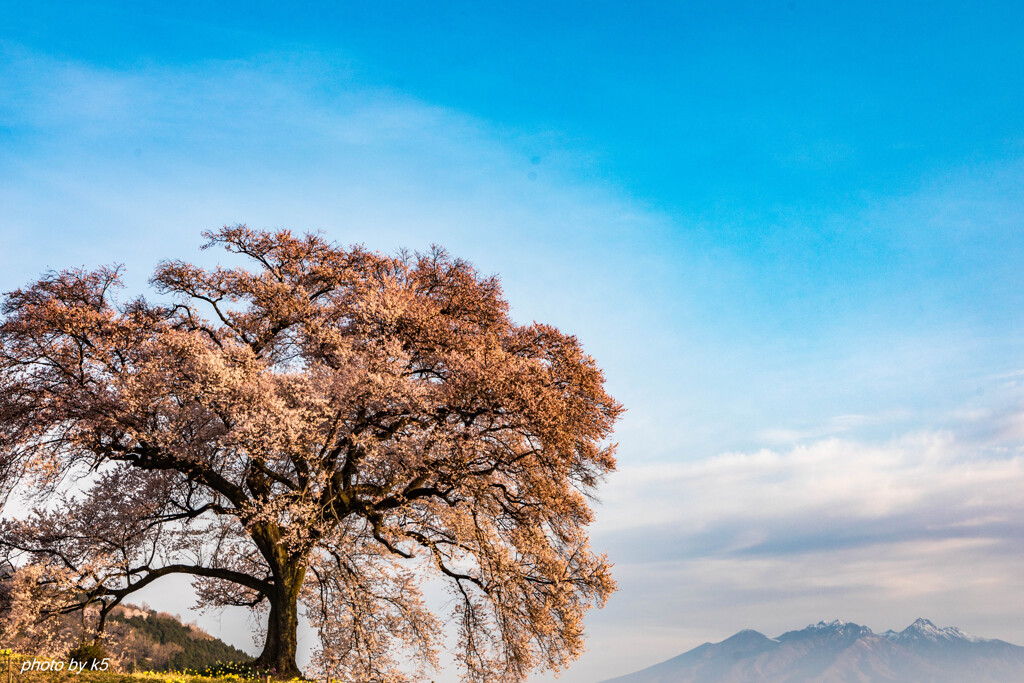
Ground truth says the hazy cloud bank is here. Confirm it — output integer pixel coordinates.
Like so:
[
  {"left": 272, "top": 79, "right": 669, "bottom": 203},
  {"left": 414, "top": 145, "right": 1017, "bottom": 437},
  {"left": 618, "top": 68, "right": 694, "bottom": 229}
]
[{"left": 563, "top": 406, "right": 1024, "bottom": 682}]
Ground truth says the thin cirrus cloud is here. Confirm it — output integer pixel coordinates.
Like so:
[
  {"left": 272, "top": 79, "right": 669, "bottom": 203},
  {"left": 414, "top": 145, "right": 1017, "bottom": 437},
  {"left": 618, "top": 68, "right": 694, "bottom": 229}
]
[{"left": 0, "top": 45, "right": 689, "bottom": 354}]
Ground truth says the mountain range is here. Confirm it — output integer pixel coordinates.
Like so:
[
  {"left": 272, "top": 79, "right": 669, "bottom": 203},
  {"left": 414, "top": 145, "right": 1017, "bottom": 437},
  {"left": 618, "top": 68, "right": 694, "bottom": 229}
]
[{"left": 601, "top": 618, "right": 1024, "bottom": 683}]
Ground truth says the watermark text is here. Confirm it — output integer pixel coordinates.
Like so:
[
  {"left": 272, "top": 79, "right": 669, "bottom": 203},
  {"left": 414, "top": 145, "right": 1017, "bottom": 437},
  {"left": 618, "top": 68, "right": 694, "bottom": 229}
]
[{"left": 19, "top": 658, "right": 110, "bottom": 674}]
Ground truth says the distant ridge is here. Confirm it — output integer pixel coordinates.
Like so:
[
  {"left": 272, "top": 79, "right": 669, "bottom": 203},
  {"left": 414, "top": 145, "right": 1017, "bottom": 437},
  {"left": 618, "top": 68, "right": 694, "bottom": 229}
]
[{"left": 601, "top": 619, "right": 1024, "bottom": 683}]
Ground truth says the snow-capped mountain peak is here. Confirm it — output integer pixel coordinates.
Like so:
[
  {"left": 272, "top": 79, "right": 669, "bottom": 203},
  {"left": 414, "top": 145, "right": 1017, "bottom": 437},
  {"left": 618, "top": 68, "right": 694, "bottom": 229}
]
[
  {"left": 602, "top": 618, "right": 1024, "bottom": 683},
  {"left": 882, "top": 617, "right": 980, "bottom": 643},
  {"left": 792, "top": 619, "right": 873, "bottom": 638},
  {"left": 808, "top": 619, "right": 856, "bottom": 630},
  {"left": 772, "top": 619, "right": 875, "bottom": 646}
]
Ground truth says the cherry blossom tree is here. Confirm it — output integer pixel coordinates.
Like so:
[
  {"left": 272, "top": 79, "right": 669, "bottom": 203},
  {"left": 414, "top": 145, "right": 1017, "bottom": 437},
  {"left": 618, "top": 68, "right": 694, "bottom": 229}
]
[{"left": 0, "top": 227, "right": 622, "bottom": 681}]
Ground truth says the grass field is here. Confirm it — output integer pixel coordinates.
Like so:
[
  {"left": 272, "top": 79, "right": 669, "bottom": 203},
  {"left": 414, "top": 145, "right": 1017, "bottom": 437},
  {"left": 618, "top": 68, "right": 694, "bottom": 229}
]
[
  {"left": 1, "top": 655, "right": 306, "bottom": 683},
  {"left": 3, "top": 671, "right": 308, "bottom": 683},
  {"left": 11, "top": 673, "right": 252, "bottom": 683}
]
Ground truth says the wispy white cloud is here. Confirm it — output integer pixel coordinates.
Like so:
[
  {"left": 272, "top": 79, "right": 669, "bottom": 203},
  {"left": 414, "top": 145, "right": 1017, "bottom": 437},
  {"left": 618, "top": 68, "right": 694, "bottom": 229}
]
[
  {"left": 758, "top": 413, "right": 877, "bottom": 445},
  {"left": 602, "top": 423, "right": 1024, "bottom": 551}
]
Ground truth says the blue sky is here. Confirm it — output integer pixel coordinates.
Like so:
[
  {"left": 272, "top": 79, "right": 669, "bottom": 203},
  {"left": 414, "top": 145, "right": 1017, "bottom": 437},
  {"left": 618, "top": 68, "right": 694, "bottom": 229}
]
[{"left": 3, "top": 2, "right": 1024, "bottom": 681}]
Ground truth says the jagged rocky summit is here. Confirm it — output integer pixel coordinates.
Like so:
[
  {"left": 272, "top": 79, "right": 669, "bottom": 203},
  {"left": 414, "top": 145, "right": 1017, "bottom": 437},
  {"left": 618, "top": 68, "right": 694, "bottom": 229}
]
[{"left": 601, "top": 618, "right": 1024, "bottom": 683}]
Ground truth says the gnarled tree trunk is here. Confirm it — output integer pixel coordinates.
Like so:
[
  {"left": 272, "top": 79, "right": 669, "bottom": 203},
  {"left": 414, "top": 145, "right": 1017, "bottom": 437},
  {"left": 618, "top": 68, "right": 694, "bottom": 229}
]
[
  {"left": 254, "top": 567, "right": 305, "bottom": 679},
  {"left": 255, "top": 592, "right": 300, "bottom": 678},
  {"left": 252, "top": 525, "right": 307, "bottom": 680}
]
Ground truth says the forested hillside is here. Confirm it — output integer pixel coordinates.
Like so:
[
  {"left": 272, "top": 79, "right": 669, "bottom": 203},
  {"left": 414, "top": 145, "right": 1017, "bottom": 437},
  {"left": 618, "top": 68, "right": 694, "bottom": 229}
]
[{"left": 106, "top": 605, "right": 252, "bottom": 672}]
